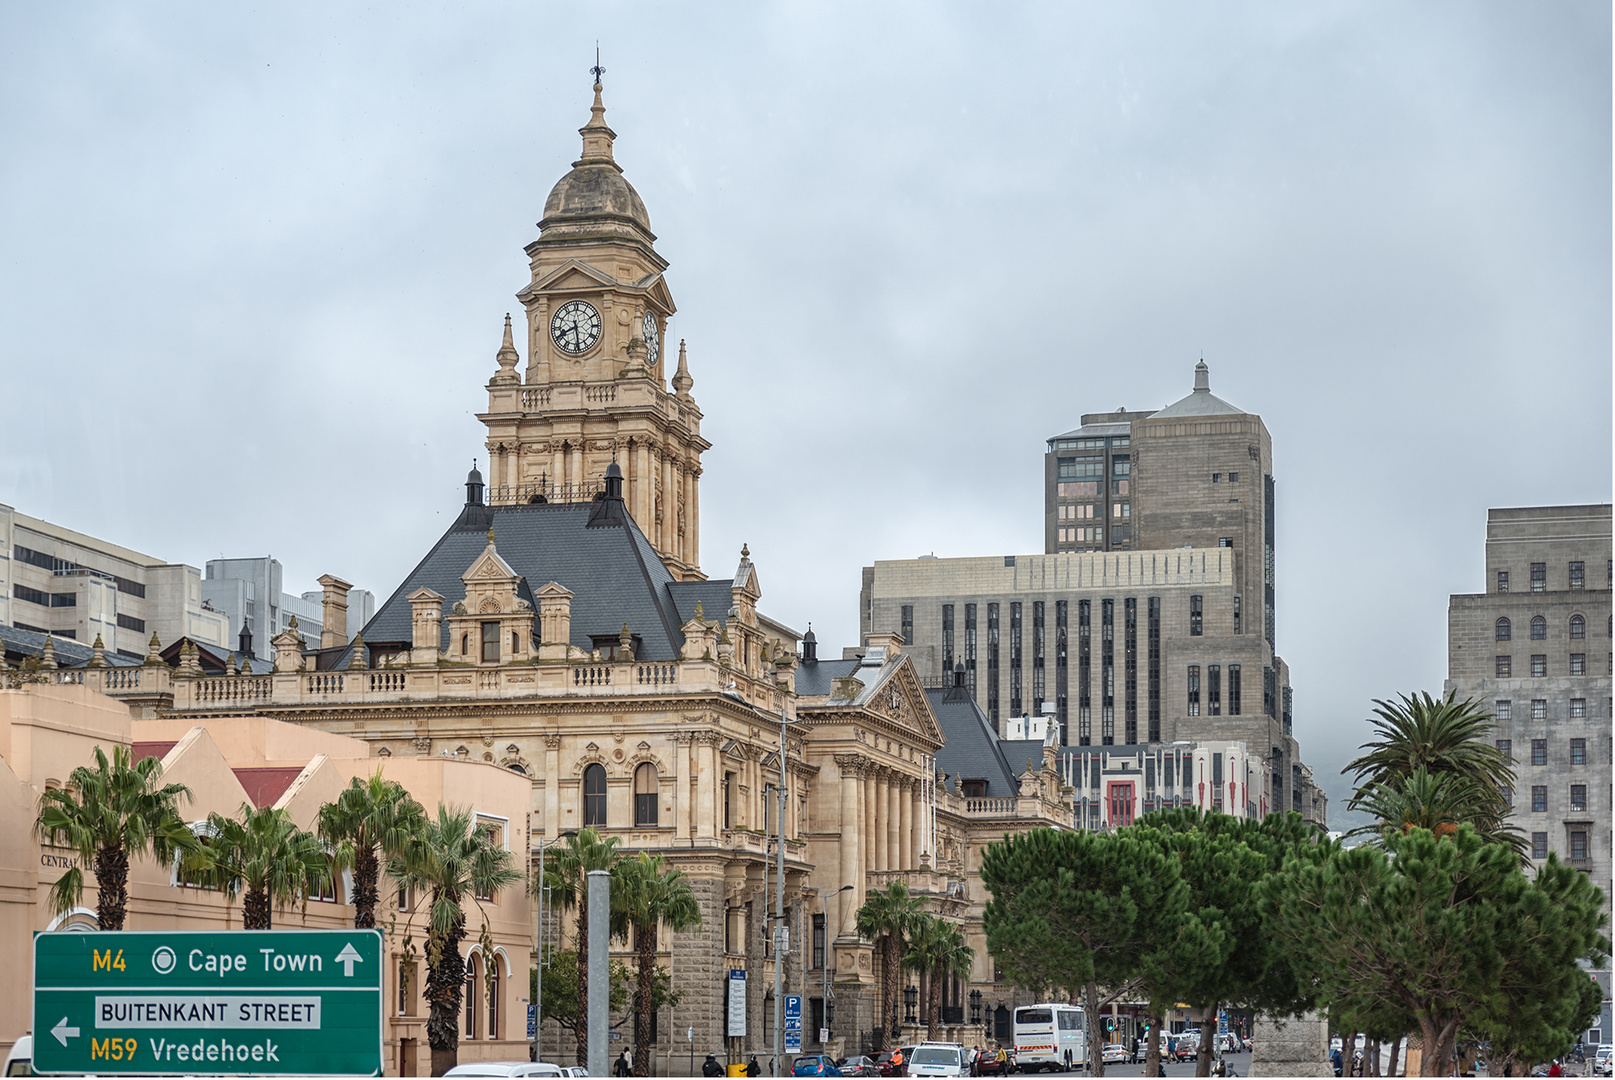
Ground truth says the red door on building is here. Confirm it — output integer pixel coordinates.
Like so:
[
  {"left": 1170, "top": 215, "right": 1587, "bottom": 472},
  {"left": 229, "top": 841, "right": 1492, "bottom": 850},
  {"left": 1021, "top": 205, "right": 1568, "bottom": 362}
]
[{"left": 1108, "top": 782, "right": 1135, "bottom": 827}]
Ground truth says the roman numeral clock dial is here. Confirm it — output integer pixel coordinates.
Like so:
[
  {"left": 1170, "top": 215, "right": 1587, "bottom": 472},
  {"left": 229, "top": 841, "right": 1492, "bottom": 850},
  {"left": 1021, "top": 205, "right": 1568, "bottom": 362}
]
[{"left": 550, "top": 300, "right": 601, "bottom": 354}]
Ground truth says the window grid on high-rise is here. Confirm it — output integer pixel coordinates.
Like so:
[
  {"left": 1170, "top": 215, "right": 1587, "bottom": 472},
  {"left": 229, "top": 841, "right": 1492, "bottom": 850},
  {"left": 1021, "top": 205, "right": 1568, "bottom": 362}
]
[
  {"left": 986, "top": 603, "right": 1000, "bottom": 724},
  {"left": 1123, "top": 598, "right": 1138, "bottom": 744},
  {"left": 1147, "top": 597, "right": 1161, "bottom": 741},
  {"left": 1187, "top": 665, "right": 1201, "bottom": 717},
  {"left": 1009, "top": 602, "right": 1023, "bottom": 717},
  {"left": 1055, "top": 601, "right": 1069, "bottom": 744},
  {"left": 1100, "top": 599, "right": 1115, "bottom": 744},
  {"left": 1075, "top": 600, "right": 1090, "bottom": 745}
]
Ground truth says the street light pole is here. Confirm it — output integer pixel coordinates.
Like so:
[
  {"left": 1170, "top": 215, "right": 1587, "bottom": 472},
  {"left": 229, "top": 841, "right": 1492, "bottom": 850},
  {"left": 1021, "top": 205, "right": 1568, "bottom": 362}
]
[{"left": 772, "top": 711, "right": 787, "bottom": 1074}]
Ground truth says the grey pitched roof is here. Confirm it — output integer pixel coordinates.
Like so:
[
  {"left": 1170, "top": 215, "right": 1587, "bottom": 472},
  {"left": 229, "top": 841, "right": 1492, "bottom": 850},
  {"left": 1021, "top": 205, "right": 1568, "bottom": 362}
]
[
  {"left": 1150, "top": 362, "right": 1246, "bottom": 418},
  {"left": 0, "top": 623, "right": 140, "bottom": 667},
  {"left": 1048, "top": 420, "right": 1134, "bottom": 442},
  {"left": 347, "top": 495, "right": 733, "bottom": 664},
  {"left": 794, "top": 657, "right": 860, "bottom": 698},
  {"left": 923, "top": 685, "right": 1020, "bottom": 799},
  {"left": 998, "top": 740, "right": 1046, "bottom": 776}
]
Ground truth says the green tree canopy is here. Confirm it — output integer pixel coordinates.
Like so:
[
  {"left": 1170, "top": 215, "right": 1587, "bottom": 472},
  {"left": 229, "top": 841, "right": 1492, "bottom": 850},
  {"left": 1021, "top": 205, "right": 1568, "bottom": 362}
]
[
  {"left": 611, "top": 852, "right": 702, "bottom": 1076},
  {"left": 181, "top": 802, "right": 329, "bottom": 930},
  {"left": 34, "top": 743, "right": 194, "bottom": 930},
  {"left": 542, "top": 828, "right": 622, "bottom": 1067},
  {"left": 318, "top": 770, "right": 426, "bottom": 929},
  {"left": 393, "top": 804, "right": 522, "bottom": 1076},
  {"left": 1266, "top": 824, "right": 1608, "bottom": 1076},
  {"left": 855, "top": 880, "right": 925, "bottom": 1041}
]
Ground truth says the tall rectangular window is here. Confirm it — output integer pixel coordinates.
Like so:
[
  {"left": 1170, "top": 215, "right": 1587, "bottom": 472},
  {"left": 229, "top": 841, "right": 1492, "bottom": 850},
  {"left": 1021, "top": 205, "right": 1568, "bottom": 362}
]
[
  {"left": 1571, "top": 738, "right": 1586, "bottom": 764},
  {"left": 942, "top": 605, "right": 954, "bottom": 673},
  {"left": 1531, "top": 699, "right": 1547, "bottom": 720},
  {"left": 812, "top": 913, "right": 826, "bottom": 969},
  {"left": 1530, "top": 786, "right": 1547, "bottom": 812},
  {"left": 1229, "top": 664, "right": 1242, "bottom": 716},
  {"left": 1571, "top": 830, "right": 1588, "bottom": 861},
  {"left": 1189, "top": 594, "right": 1203, "bottom": 636},
  {"left": 1055, "top": 601, "right": 1069, "bottom": 744},
  {"left": 965, "top": 604, "right": 978, "bottom": 701},
  {"left": 480, "top": 622, "right": 500, "bottom": 662},
  {"left": 1076, "top": 600, "right": 1091, "bottom": 744},
  {"left": 1232, "top": 594, "right": 1241, "bottom": 634},
  {"left": 1531, "top": 832, "right": 1548, "bottom": 859},
  {"left": 1496, "top": 699, "right": 1513, "bottom": 720},
  {"left": 1531, "top": 738, "right": 1547, "bottom": 766},
  {"left": 901, "top": 605, "right": 913, "bottom": 645},
  {"left": 1124, "top": 598, "right": 1138, "bottom": 744},
  {"left": 1263, "top": 665, "right": 1276, "bottom": 719},
  {"left": 1187, "top": 665, "right": 1201, "bottom": 717},
  {"left": 1497, "top": 570, "right": 1509, "bottom": 593},
  {"left": 1495, "top": 738, "right": 1512, "bottom": 758},
  {"left": 1570, "top": 785, "right": 1587, "bottom": 812},
  {"left": 1032, "top": 602, "right": 1045, "bottom": 716},
  {"left": 1496, "top": 655, "right": 1512, "bottom": 678},
  {"left": 1009, "top": 603, "right": 1023, "bottom": 717},
  {"left": 1530, "top": 562, "right": 1546, "bottom": 592},
  {"left": 1570, "top": 653, "right": 1586, "bottom": 676},
  {"left": 1100, "top": 599, "right": 1115, "bottom": 744},
  {"left": 1569, "top": 561, "right": 1585, "bottom": 590},
  {"left": 1531, "top": 654, "right": 1546, "bottom": 677},
  {"left": 1147, "top": 597, "right": 1161, "bottom": 741},
  {"left": 1207, "top": 664, "right": 1221, "bottom": 716},
  {"left": 1264, "top": 474, "right": 1277, "bottom": 646},
  {"left": 987, "top": 603, "right": 1000, "bottom": 723}
]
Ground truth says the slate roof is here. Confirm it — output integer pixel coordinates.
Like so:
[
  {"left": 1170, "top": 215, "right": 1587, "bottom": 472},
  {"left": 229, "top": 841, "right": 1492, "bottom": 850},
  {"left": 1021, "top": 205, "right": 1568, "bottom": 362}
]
[
  {"left": 1150, "top": 363, "right": 1246, "bottom": 419},
  {"left": 924, "top": 684, "right": 1021, "bottom": 799},
  {"left": 0, "top": 623, "right": 141, "bottom": 668},
  {"left": 345, "top": 490, "right": 735, "bottom": 665},
  {"left": 793, "top": 657, "right": 859, "bottom": 698}
]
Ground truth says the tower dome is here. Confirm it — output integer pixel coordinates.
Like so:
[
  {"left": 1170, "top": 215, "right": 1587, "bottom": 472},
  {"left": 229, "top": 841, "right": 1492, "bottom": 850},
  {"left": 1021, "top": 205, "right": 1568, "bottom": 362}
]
[{"left": 540, "top": 82, "right": 654, "bottom": 243}]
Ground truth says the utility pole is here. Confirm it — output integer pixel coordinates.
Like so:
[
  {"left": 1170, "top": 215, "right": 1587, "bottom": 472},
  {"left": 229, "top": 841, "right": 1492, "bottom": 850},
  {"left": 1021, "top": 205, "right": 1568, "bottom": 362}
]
[
  {"left": 587, "top": 869, "right": 610, "bottom": 1078},
  {"left": 772, "top": 711, "right": 787, "bottom": 1074}
]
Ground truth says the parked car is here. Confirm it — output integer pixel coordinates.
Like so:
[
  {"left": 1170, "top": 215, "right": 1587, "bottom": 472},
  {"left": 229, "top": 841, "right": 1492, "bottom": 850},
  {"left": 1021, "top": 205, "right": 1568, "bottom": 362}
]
[
  {"left": 972, "top": 1047, "right": 1012, "bottom": 1076},
  {"left": 906, "top": 1043, "right": 968, "bottom": 1078},
  {"left": 444, "top": 1064, "right": 567, "bottom": 1078},
  {"left": 1102, "top": 1044, "right": 1131, "bottom": 1065},
  {"left": 840, "top": 1055, "right": 882, "bottom": 1077},
  {"left": 874, "top": 1051, "right": 900, "bottom": 1077},
  {"left": 1594, "top": 1045, "right": 1614, "bottom": 1077},
  {"left": 793, "top": 1054, "right": 844, "bottom": 1076}
]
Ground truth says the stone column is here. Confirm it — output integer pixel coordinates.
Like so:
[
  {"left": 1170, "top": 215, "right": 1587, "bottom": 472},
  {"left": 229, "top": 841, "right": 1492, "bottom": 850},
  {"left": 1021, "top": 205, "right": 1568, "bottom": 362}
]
[
  {"left": 550, "top": 444, "right": 563, "bottom": 496},
  {"left": 899, "top": 778, "right": 914, "bottom": 871},
  {"left": 836, "top": 756, "right": 862, "bottom": 932},
  {"left": 873, "top": 770, "right": 889, "bottom": 870},
  {"left": 689, "top": 465, "right": 701, "bottom": 572},
  {"left": 635, "top": 441, "right": 652, "bottom": 530},
  {"left": 570, "top": 442, "right": 584, "bottom": 491},
  {"left": 661, "top": 454, "right": 675, "bottom": 554},
  {"left": 863, "top": 771, "right": 877, "bottom": 877},
  {"left": 543, "top": 734, "right": 561, "bottom": 838},
  {"left": 696, "top": 733, "right": 719, "bottom": 844},
  {"left": 887, "top": 776, "right": 901, "bottom": 873},
  {"left": 673, "top": 732, "right": 692, "bottom": 842}
]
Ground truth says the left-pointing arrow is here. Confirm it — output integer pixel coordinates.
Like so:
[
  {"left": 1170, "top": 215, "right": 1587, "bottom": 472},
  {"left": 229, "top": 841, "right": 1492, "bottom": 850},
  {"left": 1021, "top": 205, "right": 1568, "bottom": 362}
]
[{"left": 51, "top": 1017, "right": 79, "bottom": 1046}]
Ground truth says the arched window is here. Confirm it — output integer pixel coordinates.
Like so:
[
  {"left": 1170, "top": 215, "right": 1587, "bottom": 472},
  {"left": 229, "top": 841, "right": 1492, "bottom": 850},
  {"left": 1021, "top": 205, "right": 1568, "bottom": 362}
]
[
  {"left": 463, "top": 954, "right": 480, "bottom": 1039},
  {"left": 1530, "top": 616, "right": 1547, "bottom": 640},
  {"left": 1570, "top": 614, "right": 1586, "bottom": 640},
  {"left": 1495, "top": 618, "right": 1511, "bottom": 641},
  {"left": 487, "top": 956, "right": 500, "bottom": 1039},
  {"left": 634, "top": 763, "right": 659, "bottom": 827},
  {"left": 583, "top": 763, "right": 607, "bottom": 827},
  {"left": 460, "top": 633, "right": 469, "bottom": 656}
]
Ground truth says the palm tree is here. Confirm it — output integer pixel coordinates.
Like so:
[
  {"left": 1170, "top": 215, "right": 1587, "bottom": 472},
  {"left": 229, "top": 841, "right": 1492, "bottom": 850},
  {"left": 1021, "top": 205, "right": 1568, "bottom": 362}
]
[
  {"left": 183, "top": 803, "right": 329, "bottom": 929},
  {"left": 1349, "top": 766, "right": 1528, "bottom": 859},
  {"left": 319, "top": 770, "right": 427, "bottom": 928},
  {"left": 855, "top": 880, "right": 924, "bottom": 1041},
  {"left": 543, "top": 828, "right": 622, "bottom": 1067},
  {"left": 35, "top": 744, "right": 194, "bottom": 930},
  {"left": 611, "top": 852, "right": 703, "bottom": 1076},
  {"left": 929, "top": 923, "right": 974, "bottom": 1037},
  {"left": 392, "top": 804, "right": 522, "bottom": 1077},
  {"left": 903, "top": 914, "right": 945, "bottom": 1040},
  {"left": 1344, "top": 692, "right": 1515, "bottom": 800}
]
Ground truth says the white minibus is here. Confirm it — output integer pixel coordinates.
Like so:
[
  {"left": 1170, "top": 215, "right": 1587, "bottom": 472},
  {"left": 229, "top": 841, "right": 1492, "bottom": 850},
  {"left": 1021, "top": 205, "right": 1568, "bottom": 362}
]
[{"left": 1012, "top": 1003, "right": 1087, "bottom": 1072}]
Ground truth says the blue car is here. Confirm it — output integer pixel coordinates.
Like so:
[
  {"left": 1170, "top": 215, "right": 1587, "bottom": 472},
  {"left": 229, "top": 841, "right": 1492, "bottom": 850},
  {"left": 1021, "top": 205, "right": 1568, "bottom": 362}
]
[{"left": 792, "top": 1055, "right": 844, "bottom": 1077}]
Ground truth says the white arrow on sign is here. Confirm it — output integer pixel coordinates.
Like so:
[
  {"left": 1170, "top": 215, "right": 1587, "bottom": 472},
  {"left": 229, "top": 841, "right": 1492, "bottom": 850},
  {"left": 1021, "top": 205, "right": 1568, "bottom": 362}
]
[
  {"left": 51, "top": 1018, "right": 79, "bottom": 1046},
  {"left": 334, "top": 943, "right": 364, "bottom": 977}
]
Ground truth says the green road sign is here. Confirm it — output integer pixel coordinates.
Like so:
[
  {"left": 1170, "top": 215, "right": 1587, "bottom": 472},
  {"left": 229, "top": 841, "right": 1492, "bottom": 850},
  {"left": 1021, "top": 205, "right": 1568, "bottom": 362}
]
[{"left": 33, "top": 929, "right": 383, "bottom": 1076}]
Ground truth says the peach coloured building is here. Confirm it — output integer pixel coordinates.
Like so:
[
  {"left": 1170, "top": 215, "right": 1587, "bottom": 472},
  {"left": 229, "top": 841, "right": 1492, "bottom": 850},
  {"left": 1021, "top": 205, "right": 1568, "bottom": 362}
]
[{"left": 0, "top": 682, "right": 532, "bottom": 1076}]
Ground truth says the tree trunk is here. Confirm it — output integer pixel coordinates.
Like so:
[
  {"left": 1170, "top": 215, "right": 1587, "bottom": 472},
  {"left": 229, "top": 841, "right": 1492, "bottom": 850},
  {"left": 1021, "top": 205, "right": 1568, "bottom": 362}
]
[
  {"left": 575, "top": 900, "right": 590, "bottom": 1067},
  {"left": 1369, "top": 1038, "right": 1381, "bottom": 1076},
  {"left": 93, "top": 844, "right": 129, "bottom": 931},
  {"left": 352, "top": 843, "right": 379, "bottom": 929},
  {"left": 1414, "top": 1018, "right": 1440, "bottom": 1077},
  {"left": 425, "top": 901, "right": 466, "bottom": 1076},
  {"left": 1085, "top": 982, "right": 1104, "bottom": 1078},
  {"left": 1144, "top": 1007, "right": 1163, "bottom": 1079},
  {"left": 926, "top": 965, "right": 940, "bottom": 1042},
  {"left": 243, "top": 886, "right": 272, "bottom": 930},
  {"left": 1197, "top": 1004, "right": 1220, "bottom": 1079},
  {"left": 634, "top": 919, "right": 653, "bottom": 1077},
  {"left": 884, "top": 936, "right": 901, "bottom": 1038},
  {"left": 1385, "top": 1035, "right": 1400, "bottom": 1077}
]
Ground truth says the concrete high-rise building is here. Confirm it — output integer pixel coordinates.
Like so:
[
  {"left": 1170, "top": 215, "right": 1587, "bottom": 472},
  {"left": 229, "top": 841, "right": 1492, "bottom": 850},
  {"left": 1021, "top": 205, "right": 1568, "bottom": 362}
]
[
  {"left": 200, "top": 557, "right": 374, "bottom": 665},
  {"left": 1445, "top": 503, "right": 1611, "bottom": 1044}
]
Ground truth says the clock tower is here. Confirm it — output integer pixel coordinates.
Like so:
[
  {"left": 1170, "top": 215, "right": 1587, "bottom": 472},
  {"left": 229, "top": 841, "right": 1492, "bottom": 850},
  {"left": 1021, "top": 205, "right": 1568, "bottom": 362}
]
[{"left": 479, "top": 80, "right": 708, "bottom": 581}]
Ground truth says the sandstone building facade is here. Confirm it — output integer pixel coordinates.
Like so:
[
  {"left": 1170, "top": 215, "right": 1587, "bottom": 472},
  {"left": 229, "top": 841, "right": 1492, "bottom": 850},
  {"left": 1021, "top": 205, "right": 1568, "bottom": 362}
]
[{"left": 1445, "top": 503, "right": 1612, "bottom": 1044}]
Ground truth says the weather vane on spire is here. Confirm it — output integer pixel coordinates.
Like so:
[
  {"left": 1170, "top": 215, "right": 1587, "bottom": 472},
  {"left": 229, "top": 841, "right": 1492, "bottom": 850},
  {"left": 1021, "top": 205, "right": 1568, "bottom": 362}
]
[{"left": 591, "top": 43, "right": 605, "bottom": 86}]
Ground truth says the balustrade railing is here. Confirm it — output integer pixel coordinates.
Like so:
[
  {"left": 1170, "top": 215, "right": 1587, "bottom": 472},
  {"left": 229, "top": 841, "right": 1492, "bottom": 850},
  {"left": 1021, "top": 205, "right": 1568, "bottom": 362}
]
[
  {"left": 572, "top": 665, "right": 612, "bottom": 687},
  {"left": 368, "top": 671, "right": 406, "bottom": 692},
  {"left": 636, "top": 663, "right": 675, "bottom": 686},
  {"left": 306, "top": 673, "right": 345, "bottom": 694},
  {"left": 964, "top": 797, "right": 1018, "bottom": 815},
  {"left": 583, "top": 385, "right": 616, "bottom": 404},
  {"left": 193, "top": 676, "right": 272, "bottom": 703},
  {"left": 487, "top": 480, "right": 606, "bottom": 506},
  {"left": 477, "top": 670, "right": 500, "bottom": 690},
  {"left": 53, "top": 671, "right": 84, "bottom": 685},
  {"left": 521, "top": 387, "right": 552, "bottom": 409},
  {"left": 103, "top": 668, "right": 143, "bottom": 690}
]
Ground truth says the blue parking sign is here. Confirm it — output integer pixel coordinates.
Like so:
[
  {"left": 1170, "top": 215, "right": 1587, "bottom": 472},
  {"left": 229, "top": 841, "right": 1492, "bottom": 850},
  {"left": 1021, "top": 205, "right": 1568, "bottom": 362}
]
[{"left": 784, "top": 995, "right": 802, "bottom": 1054}]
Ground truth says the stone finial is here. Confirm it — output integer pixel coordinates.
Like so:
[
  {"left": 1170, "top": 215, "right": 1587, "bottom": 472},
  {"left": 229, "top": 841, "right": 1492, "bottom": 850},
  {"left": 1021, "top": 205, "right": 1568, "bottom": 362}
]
[
  {"left": 618, "top": 623, "right": 634, "bottom": 662},
  {"left": 740, "top": 543, "right": 750, "bottom": 559},
  {"left": 348, "top": 633, "right": 367, "bottom": 671},
  {"left": 144, "top": 632, "right": 164, "bottom": 666},
  {"left": 491, "top": 313, "right": 520, "bottom": 385},
  {"left": 693, "top": 601, "right": 704, "bottom": 619},
  {"left": 89, "top": 634, "right": 106, "bottom": 669},
  {"left": 671, "top": 339, "right": 693, "bottom": 396},
  {"left": 487, "top": 528, "right": 497, "bottom": 547},
  {"left": 1194, "top": 359, "right": 1210, "bottom": 393},
  {"left": 226, "top": 651, "right": 237, "bottom": 676},
  {"left": 40, "top": 634, "right": 57, "bottom": 670},
  {"left": 578, "top": 79, "right": 617, "bottom": 166},
  {"left": 241, "top": 655, "right": 253, "bottom": 675}
]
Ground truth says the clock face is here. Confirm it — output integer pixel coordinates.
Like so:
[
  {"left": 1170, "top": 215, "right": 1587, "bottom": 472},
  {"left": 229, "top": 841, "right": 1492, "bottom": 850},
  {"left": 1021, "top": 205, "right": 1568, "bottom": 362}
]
[
  {"left": 550, "top": 300, "right": 601, "bottom": 354},
  {"left": 641, "top": 312, "right": 660, "bottom": 366}
]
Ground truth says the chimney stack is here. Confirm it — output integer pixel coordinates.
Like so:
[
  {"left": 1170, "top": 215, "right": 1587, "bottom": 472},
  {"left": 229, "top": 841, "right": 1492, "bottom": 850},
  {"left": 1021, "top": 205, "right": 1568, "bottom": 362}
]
[{"left": 317, "top": 574, "right": 353, "bottom": 649}]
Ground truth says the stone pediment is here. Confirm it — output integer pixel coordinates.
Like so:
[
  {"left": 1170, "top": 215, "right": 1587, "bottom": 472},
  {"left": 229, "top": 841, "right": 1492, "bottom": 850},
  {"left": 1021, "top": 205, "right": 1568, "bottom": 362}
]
[
  {"left": 636, "top": 273, "right": 677, "bottom": 315},
  {"left": 526, "top": 258, "right": 619, "bottom": 294},
  {"left": 462, "top": 546, "right": 518, "bottom": 585}
]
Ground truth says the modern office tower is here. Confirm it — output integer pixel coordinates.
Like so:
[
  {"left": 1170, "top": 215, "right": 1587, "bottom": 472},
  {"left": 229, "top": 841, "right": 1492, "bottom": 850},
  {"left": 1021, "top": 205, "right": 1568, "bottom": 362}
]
[{"left": 1445, "top": 503, "right": 1611, "bottom": 1044}]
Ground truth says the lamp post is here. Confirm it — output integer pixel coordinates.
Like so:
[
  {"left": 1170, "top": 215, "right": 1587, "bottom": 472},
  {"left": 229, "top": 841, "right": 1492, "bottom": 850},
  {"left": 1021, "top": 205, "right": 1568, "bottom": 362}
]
[
  {"left": 532, "top": 829, "right": 577, "bottom": 1063},
  {"left": 771, "top": 709, "right": 787, "bottom": 1075},
  {"left": 823, "top": 884, "right": 854, "bottom": 1048}
]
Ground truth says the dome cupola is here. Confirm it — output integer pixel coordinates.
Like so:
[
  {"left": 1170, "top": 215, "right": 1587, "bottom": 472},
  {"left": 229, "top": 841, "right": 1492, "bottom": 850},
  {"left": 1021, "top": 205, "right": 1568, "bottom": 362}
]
[{"left": 540, "top": 81, "right": 654, "bottom": 244}]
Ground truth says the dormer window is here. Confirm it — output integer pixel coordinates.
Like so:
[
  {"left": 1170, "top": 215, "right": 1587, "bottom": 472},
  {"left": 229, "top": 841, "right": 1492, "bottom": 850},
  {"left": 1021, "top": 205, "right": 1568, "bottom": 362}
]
[
  {"left": 590, "top": 635, "right": 642, "bottom": 661},
  {"left": 481, "top": 622, "right": 500, "bottom": 662}
]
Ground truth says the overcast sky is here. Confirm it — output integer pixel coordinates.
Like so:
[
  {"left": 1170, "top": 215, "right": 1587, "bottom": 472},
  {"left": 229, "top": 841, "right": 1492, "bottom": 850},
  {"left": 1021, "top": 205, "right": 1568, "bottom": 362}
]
[{"left": 2, "top": 3, "right": 1609, "bottom": 827}]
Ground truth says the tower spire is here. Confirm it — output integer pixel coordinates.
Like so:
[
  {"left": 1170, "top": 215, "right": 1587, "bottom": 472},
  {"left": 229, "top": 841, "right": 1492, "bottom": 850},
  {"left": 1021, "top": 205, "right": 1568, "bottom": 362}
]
[
  {"left": 671, "top": 338, "right": 693, "bottom": 397},
  {"left": 491, "top": 313, "right": 519, "bottom": 383},
  {"left": 578, "top": 50, "right": 616, "bottom": 167}
]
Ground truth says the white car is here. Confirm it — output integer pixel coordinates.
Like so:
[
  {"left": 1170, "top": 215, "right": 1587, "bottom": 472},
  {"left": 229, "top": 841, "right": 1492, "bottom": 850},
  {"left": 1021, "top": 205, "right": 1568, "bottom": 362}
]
[
  {"left": 907, "top": 1042, "right": 969, "bottom": 1077},
  {"left": 444, "top": 1064, "right": 568, "bottom": 1078},
  {"left": 1594, "top": 1045, "right": 1613, "bottom": 1076}
]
